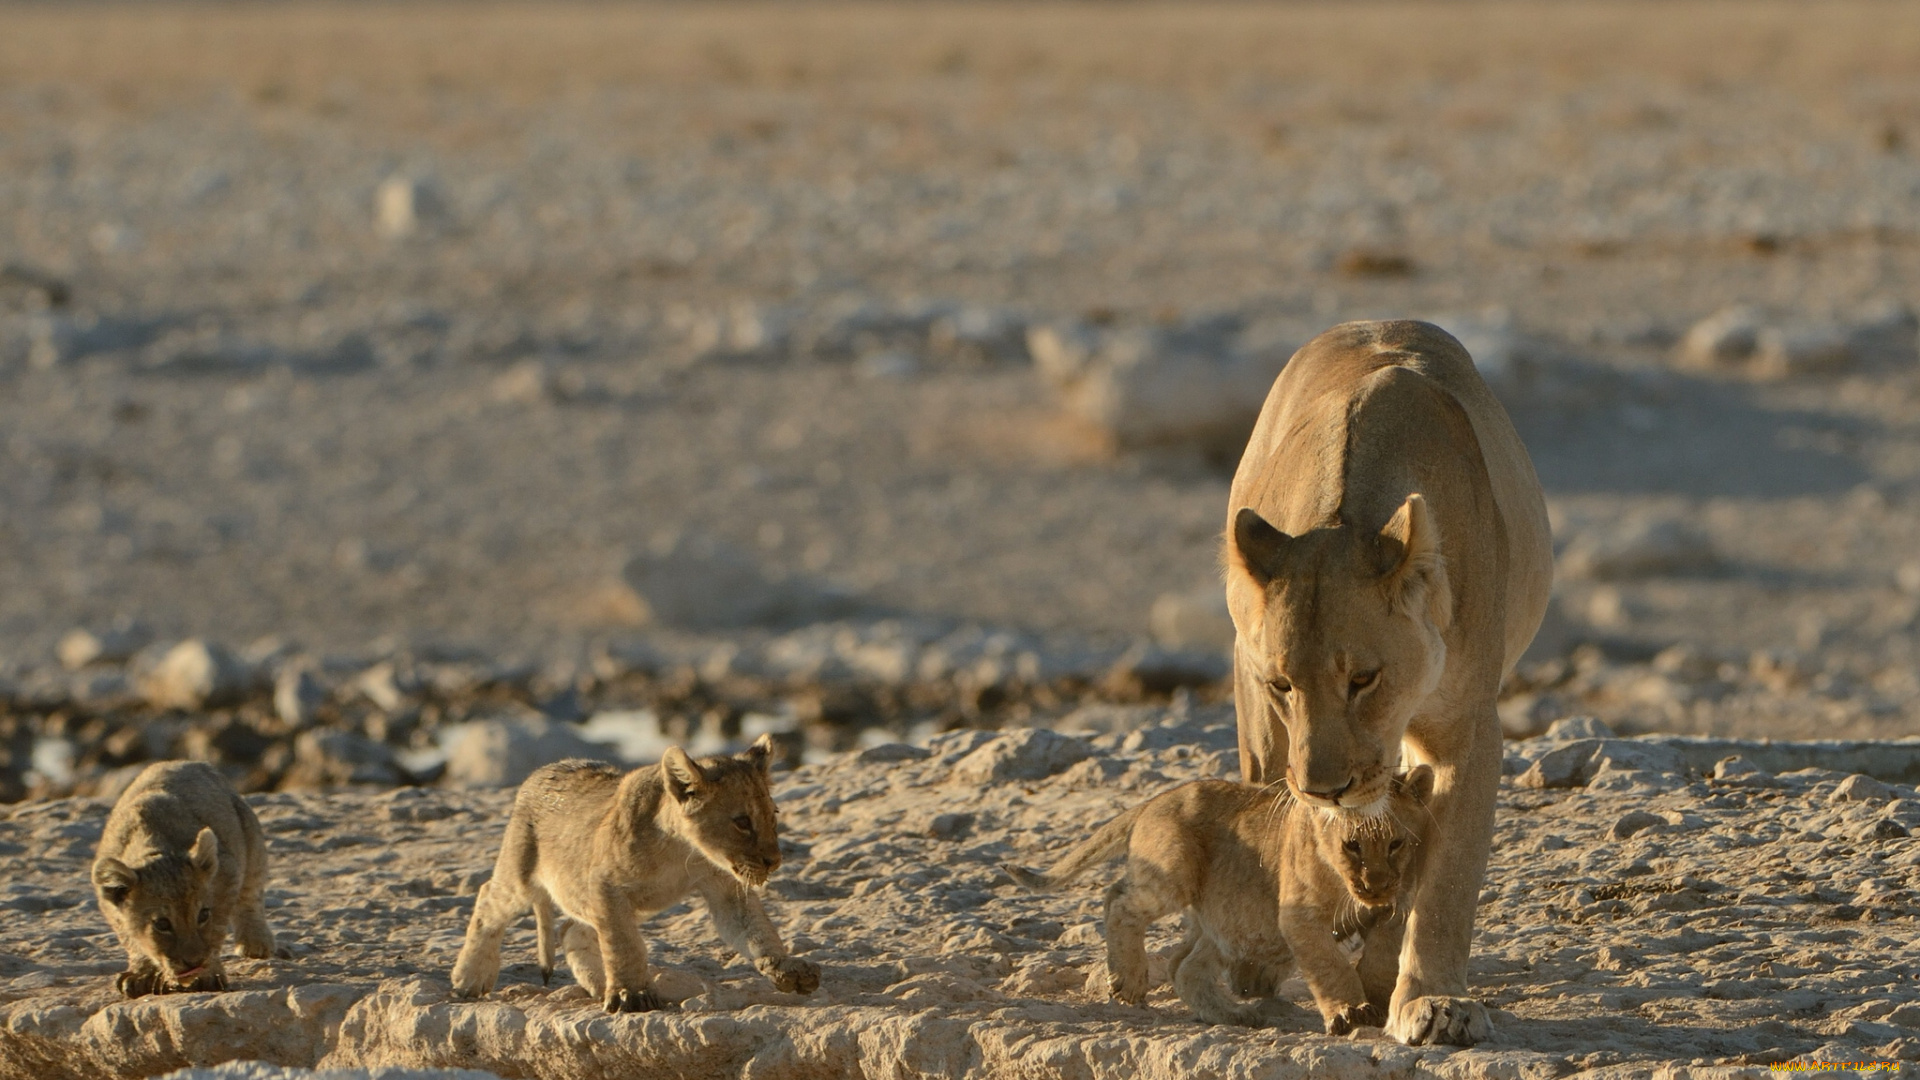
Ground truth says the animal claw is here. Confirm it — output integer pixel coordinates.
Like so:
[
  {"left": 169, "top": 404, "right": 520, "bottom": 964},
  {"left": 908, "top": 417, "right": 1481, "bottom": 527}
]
[
  {"left": 540, "top": 967, "right": 552, "bottom": 987},
  {"left": 605, "top": 987, "right": 671, "bottom": 1014}
]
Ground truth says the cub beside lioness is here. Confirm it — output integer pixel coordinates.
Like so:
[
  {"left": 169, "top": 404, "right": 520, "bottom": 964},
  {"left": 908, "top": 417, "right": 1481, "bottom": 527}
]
[
  {"left": 451, "top": 734, "right": 819, "bottom": 1012},
  {"left": 92, "top": 760, "right": 276, "bottom": 997},
  {"left": 1005, "top": 766, "right": 1433, "bottom": 1034}
]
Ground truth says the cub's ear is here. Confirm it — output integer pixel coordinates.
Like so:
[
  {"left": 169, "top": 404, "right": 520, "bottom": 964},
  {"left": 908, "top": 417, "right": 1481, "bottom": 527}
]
[
  {"left": 745, "top": 733, "right": 775, "bottom": 775},
  {"left": 1377, "top": 494, "right": 1452, "bottom": 631},
  {"left": 1400, "top": 763, "right": 1436, "bottom": 805},
  {"left": 1232, "top": 507, "right": 1293, "bottom": 588},
  {"left": 661, "top": 747, "right": 707, "bottom": 804},
  {"left": 93, "top": 858, "right": 136, "bottom": 905},
  {"left": 188, "top": 828, "right": 220, "bottom": 876}
]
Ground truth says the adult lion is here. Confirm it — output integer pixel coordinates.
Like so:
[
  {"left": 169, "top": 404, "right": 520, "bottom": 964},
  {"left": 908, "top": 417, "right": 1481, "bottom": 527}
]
[{"left": 1223, "top": 320, "right": 1551, "bottom": 1046}]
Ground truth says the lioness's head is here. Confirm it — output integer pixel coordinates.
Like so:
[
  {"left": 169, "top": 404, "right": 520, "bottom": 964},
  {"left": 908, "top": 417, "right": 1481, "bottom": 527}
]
[
  {"left": 1311, "top": 764, "right": 1435, "bottom": 909},
  {"left": 661, "top": 733, "right": 784, "bottom": 888},
  {"left": 92, "top": 827, "right": 225, "bottom": 990},
  {"left": 1230, "top": 494, "right": 1450, "bottom": 811}
]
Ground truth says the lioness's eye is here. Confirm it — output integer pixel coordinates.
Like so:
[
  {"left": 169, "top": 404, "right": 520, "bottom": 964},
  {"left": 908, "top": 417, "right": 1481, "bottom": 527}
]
[
  {"left": 732, "top": 814, "right": 753, "bottom": 832},
  {"left": 1389, "top": 839, "right": 1404, "bottom": 853},
  {"left": 154, "top": 918, "right": 173, "bottom": 934},
  {"left": 1350, "top": 670, "right": 1379, "bottom": 694},
  {"left": 198, "top": 907, "right": 212, "bottom": 924},
  {"left": 1267, "top": 677, "right": 1293, "bottom": 696}
]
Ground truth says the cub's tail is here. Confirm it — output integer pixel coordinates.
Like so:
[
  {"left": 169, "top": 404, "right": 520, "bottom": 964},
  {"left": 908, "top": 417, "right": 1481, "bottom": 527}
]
[{"left": 1000, "top": 803, "right": 1146, "bottom": 891}]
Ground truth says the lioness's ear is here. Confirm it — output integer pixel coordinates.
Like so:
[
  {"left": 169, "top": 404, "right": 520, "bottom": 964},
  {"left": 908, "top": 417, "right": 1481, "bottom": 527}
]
[
  {"left": 662, "top": 747, "right": 706, "bottom": 804},
  {"left": 189, "top": 827, "right": 220, "bottom": 876},
  {"left": 1377, "top": 494, "right": 1451, "bottom": 631},
  {"left": 1232, "top": 507, "right": 1293, "bottom": 588},
  {"left": 745, "top": 733, "right": 775, "bottom": 775},
  {"left": 93, "top": 858, "right": 136, "bottom": 905},
  {"left": 1401, "top": 763, "right": 1436, "bottom": 805}
]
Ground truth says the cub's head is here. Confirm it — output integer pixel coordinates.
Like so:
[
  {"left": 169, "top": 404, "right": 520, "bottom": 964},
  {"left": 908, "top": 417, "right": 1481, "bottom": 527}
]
[
  {"left": 92, "top": 827, "right": 225, "bottom": 989},
  {"left": 661, "top": 733, "right": 783, "bottom": 888},
  {"left": 1229, "top": 494, "right": 1451, "bottom": 811},
  {"left": 1311, "top": 764, "right": 1435, "bottom": 909}
]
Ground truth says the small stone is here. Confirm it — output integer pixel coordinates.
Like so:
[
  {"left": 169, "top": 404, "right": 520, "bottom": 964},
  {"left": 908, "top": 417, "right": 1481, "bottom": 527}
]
[
  {"left": 1559, "top": 514, "right": 1717, "bottom": 580},
  {"left": 56, "top": 618, "right": 149, "bottom": 670},
  {"left": 950, "top": 729, "right": 1092, "bottom": 785},
  {"left": 1149, "top": 587, "right": 1234, "bottom": 653},
  {"left": 1676, "top": 305, "right": 1762, "bottom": 369},
  {"left": 1611, "top": 810, "right": 1665, "bottom": 840},
  {"left": 354, "top": 663, "right": 408, "bottom": 713},
  {"left": 282, "top": 729, "right": 402, "bottom": 789},
  {"left": 1544, "top": 716, "right": 1615, "bottom": 741},
  {"left": 1753, "top": 324, "right": 1853, "bottom": 378},
  {"left": 490, "top": 360, "right": 553, "bottom": 404},
  {"left": 928, "top": 813, "right": 975, "bottom": 841},
  {"left": 135, "top": 640, "right": 253, "bottom": 710},
  {"left": 858, "top": 743, "right": 932, "bottom": 764},
  {"left": 1712, "top": 756, "right": 1769, "bottom": 782},
  {"left": 1834, "top": 774, "right": 1894, "bottom": 804},
  {"left": 1026, "top": 321, "right": 1100, "bottom": 387},
  {"left": 1516, "top": 740, "right": 1601, "bottom": 789},
  {"left": 274, "top": 665, "right": 327, "bottom": 728},
  {"left": 375, "top": 175, "right": 441, "bottom": 238},
  {"left": 444, "top": 713, "right": 606, "bottom": 789}
]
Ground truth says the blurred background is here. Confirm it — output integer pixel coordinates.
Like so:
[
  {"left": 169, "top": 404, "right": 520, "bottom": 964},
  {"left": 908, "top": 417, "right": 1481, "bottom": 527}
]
[{"left": 2, "top": 1, "right": 1919, "bottom": 801}]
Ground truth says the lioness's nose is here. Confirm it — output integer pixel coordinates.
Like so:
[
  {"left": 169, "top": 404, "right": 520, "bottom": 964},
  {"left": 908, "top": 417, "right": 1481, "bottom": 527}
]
[{"left": 1296, "top": 775, "right": 1354, "bottom": 804}]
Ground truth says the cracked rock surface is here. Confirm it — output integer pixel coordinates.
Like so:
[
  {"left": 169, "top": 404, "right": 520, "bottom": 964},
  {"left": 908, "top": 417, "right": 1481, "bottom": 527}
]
[{"left": 5, "top": 714, "right": 1920, "bottom": 1079}]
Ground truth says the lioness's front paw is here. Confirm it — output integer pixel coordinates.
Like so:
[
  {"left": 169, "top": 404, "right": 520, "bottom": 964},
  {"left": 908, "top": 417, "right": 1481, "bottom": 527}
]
[
  {"left": 1326, "top": 1002, "right": 1383, "bottom": 1037},
  {"left": 1386, "top": 995, "right": 1492, "bottom": 1046},
  {"left": 763, "top": 956, "right": 820, "bottom": 995},
  {"left": 605, "top": 986, "right": 671, "bottom": 1013}
]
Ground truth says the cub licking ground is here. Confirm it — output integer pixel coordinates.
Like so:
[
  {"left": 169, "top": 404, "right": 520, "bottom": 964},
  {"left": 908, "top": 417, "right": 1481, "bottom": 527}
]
[
  {"left": 450, "top": 734, "right": 820, "bottom": 1012},
  {"left": 1005, "top": 766, "right": 1433, "bottom": 1034},
  {"left": 91, "top": 760, "right": 276, "bottom": 998}
]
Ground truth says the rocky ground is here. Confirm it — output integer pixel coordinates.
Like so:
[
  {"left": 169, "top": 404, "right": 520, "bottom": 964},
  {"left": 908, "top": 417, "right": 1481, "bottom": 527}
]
[{"left": 5, "top": 713, "right": 1920, "bottom": 1079}]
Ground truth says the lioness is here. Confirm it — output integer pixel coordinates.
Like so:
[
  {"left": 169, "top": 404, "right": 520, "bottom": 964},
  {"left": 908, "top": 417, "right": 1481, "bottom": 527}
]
[
  {"left": 1224, "top": 320, "right": 1551, "bottom": 1045},
  {"left": 1004, "top": 766, "right": 1433, "bottom": 1034},
  {"left": 450, "top": 734, "right": 820, "bottom": 1012},
  {"left": 92, "top": 760, "right": 276, "bottom": 997}
]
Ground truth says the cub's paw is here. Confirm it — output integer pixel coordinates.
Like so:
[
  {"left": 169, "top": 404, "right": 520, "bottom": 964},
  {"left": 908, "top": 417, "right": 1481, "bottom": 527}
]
[
  {"left": 763, "top": 956, "right": 821, "bottom": 995},
  {"left": 1326, "top": 1002, "right": 1383, "bottom": 1037},
  {"left": 1386, "top": 995, "right": 1493, "bottom": 1046},
  {"left": 605, "top": 987, "right": 672, "bottom": 1014},
  {"left": 115, "top": 969, "right": 159, "bottom": 999}
]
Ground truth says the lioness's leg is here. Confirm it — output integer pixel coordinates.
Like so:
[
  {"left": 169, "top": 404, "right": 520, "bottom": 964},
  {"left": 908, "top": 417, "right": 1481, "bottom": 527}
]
[
  {"left": 1388, "top": 711, "right": 1499, "bottom": 1047},
  {"left": 450, "top": 878, "right": 520, "bottom": 998},
  {"left": 697, "top": 878, "right": 820, "bottom": 995},
  {"left": 591, "top": 887, "right": 666, "bottom": 1013}
]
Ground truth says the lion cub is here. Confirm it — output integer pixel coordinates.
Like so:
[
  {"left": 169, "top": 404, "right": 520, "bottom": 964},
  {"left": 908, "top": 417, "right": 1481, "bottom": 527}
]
[
  {"left": 92, "top": 761, "right": 276, "bottom": 997},
  {"left": 451, "top": 734, "right": 820, "bottom": 1012},
  {"left": 1005, "top": 765, "right": 1433, "bottom": 1034}
]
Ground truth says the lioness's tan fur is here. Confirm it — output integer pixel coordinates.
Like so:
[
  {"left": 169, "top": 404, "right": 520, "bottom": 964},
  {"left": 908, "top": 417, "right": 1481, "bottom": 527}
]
[
  {"left": 1224, "top": 320, "right": 1552, "bottom": 1045},
  {"left": 1004, "top": 767, "right": 1433, "bottom": 1033},
  {"left": 450, "top": 734, "right": 819, "bottom": 1012},
  {"left": 91, "top": 760, "right": 275, "bottom": 997}
]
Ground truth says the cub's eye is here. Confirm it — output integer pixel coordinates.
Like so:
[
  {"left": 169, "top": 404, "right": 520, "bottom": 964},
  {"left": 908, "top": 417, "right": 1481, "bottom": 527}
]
[
  {"left": 1349, "top": 670, "right": 1379, "bottom": 695},
  {"left": 1388, "top": 839, "right": 1405, "bottom": 853},
  {"left": 1341, "top": 839, "right": 1361, "bottom": 855},
  {"left": 153, "top": 918, "right": 174, "bottom": 934},
  {"left": 732, "top": 814, "right": 754, "bottom": 833},
  {"left": 197, "top": 907, "right": 212, "bottom": 924}
]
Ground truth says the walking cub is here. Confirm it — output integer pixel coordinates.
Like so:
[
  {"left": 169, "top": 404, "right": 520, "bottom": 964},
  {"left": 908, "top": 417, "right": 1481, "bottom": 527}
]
[
  {"left": 450, "top": 734, "right": 820, "bottom": 1012},
  {"left": 1004, "top": 766, "right": 1433, "bottom": 1034},
  {"left": 92, "top": 761, "right": 276, "bottom": 997}
]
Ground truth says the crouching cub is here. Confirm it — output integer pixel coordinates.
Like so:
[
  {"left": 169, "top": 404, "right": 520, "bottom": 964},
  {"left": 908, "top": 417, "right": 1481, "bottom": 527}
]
[
  {"left": 451, "top": 734, "right": 819, "bottom": 1012},
  {"left": 92, "top": 761, "right": 276, "bottom": 998},
  {"left": 1005, "top": 766, "right": 1433, "bottom": 1034}
]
